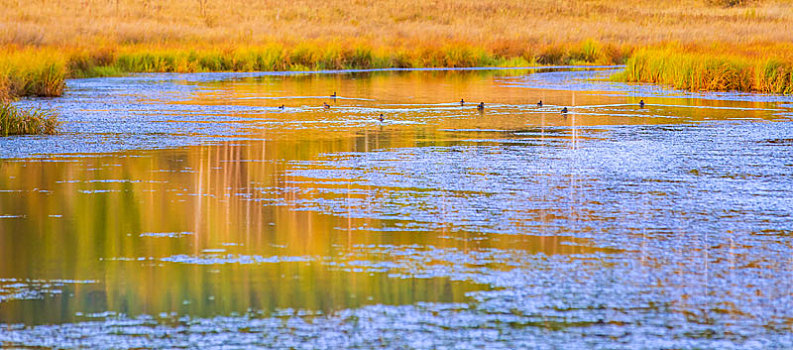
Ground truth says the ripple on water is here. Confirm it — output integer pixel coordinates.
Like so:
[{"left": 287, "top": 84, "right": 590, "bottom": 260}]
[
  {"left": 139, "top": 232, "right": 194, "bottom": 238},
  {"left": 2, "top": 68, "right": 793, "bottom": 348}
]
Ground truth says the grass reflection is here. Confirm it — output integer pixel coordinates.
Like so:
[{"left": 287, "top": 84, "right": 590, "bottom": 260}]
[{"left": 0, "top": 137, "right": 601, "bottom": 325}]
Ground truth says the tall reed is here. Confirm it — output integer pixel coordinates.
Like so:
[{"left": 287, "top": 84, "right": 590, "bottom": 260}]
[{"left": 618, "top": 45, "right": 793, "bottom": 94}]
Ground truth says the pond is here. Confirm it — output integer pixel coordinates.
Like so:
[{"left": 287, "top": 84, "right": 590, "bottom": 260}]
[{"left": 1, "top": 67, "right": 792, "bottom": 348}]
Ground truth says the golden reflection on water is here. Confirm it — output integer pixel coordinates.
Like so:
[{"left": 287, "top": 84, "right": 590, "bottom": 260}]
[
  {"left": 0, "top": 140, "right": 599, "bottom": 325},
  {"left": 0, "top": 69, "right": 778, "bottom": 325}
]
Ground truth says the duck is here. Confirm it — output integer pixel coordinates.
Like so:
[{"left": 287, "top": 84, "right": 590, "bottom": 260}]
[
  {"left": 378, "top": 114, "right": 385, "bottom": 122},
  {"left": 323, "top": 102, "right": 331, "bottom": 109},
  {"left": 477, "top": 102, "right": 485, "bottom": 111},
  {"left": 460, "top": 99, "right": 465, "bottom": 106},
  {"left": 331, "top": 91, "right": 337, "bottom": 98},
  {"left": 639, "top": 100, "right": 645, "bottom": 108},
  {"left": 537, "top": 100, "right": 543, "bottom": 107},
  {"left": 278, "top": 105, "right": 285, "bottom": 109},
  {"left": 561, "top": 107, "right": 568, "bottom": 114}
]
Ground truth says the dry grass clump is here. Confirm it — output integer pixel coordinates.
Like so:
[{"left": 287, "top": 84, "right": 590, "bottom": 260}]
[{"left": 0, "top": 102, "right": 59, "bottom": 136}]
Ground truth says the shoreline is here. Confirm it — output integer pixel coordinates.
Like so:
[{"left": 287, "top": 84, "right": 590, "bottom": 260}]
[{"left": 3, "top": 42, "right": 792, "bottom": 103}]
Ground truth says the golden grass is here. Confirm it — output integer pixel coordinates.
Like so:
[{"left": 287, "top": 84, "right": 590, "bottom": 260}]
[
  {"left": 2, "top": 0, "right": 792, "bottom": 47},
  {"left": 0, "top": 47, "right": 67, "bottom": 99},
  {"left": 617, "top": 43, "right": 793, "bottom": 94},
  {"left": 0, "top": 39, "right": 630, "bottom": 99},
  {"left": 1, "top": 0, "right": 792, "bottom": 98},
  {"left": 0, "top": 102, "right": 59, "bottom": 136}
]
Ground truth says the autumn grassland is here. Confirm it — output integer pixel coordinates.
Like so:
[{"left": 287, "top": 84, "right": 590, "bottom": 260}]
[{"left": 1, "top": 0, "right": 792, "bottom": 102}]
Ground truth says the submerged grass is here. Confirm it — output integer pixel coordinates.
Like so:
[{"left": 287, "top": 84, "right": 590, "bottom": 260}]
[
  {"left": 0, "top": 102, "right": 59, "bottom": 136},
  {"left": 617, "top": 44, "right": 793, "bottom": 94}
]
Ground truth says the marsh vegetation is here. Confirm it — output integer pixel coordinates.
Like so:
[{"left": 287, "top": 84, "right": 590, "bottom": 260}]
[
  {"left": 617, "top": 44, "right": 793, "bottom": 94},
  {"left": 0, "top": 102, "right": 58, "bottom": 136},
  {"left": 1, "top": 0, "right": 792, "bottom": 104}
]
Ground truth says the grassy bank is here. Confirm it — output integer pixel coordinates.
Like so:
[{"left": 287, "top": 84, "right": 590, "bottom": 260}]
[
  {"left": 0, "top": 103, "right": 59, "bottom": 136},
  {"left": 616, "top": 44, "right": 793, "bottom": 94},
  {"left": 1, "top": 39, "right": 628, "bottom": 99},
  {"left": 86, "top": 40, "right": 626, "bottom": 74},
  {"left": 1, "top": 0, "right": 792, "bottom": 99}
]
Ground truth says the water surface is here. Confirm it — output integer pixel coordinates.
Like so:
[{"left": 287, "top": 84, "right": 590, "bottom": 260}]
[{"left": 1, "top": 67, "right": 793, "bottom": 348}]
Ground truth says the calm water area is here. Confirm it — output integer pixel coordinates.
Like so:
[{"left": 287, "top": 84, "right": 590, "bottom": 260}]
[{"left": 1, "top": 67, "right": 793, "bottom": 348}]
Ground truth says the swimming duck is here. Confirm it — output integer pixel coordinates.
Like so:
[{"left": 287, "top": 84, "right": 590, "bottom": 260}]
[
  {"left": 477, "top": 102, "right": 485, "bottom": 111},
  {"left": 460, "top": 99, "right": 465, "bottom": 106},
  {"left": 278, "top": 105, "right": 285, "bottom": 109},
  {"left": 378, "top": 114, "right": 385, "bottom": 122},
  {"left": 639, "top": 100, "right": 645, "bottom": 108},
  {"left": 323, "top": 102, "right": 330, "bottom": 109},
  {"left": 561, "top": 107, "right": 568, "bottom": 114},
  {"left": 331, "top": 91, "right": 337, "bottom": 98},
  {"left": 537, "top": 100, "right": 543, "bottom": 107}
]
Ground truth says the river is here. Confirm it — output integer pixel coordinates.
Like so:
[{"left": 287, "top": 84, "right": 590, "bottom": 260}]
[{"left": 1, "top": 67, "right": 792, "bottom": 348}]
